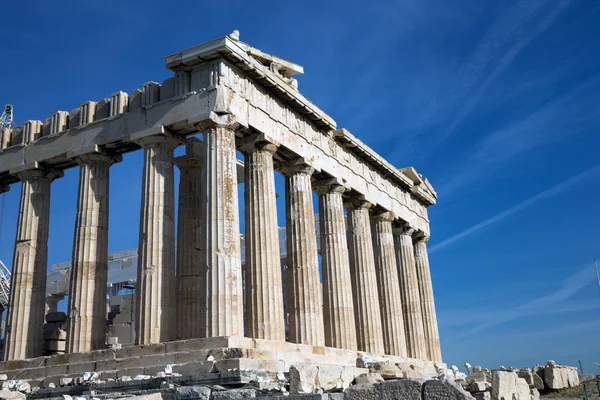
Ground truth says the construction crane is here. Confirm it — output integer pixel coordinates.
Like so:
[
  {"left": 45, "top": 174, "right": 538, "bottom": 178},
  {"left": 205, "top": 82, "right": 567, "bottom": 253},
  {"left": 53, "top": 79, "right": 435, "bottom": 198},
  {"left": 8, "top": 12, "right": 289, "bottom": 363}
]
[
  {"left": 0, "top": 104, "right": 12, "bottom": 313},
  {"left": 0, "top": 104, "right": 14, "bottom": 130}
]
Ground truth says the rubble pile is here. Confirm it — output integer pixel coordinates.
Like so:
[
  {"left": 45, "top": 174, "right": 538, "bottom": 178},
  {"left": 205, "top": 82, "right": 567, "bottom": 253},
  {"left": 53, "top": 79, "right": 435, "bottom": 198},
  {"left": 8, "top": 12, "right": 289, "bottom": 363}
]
[{"left": 459, "top": 360, "right": 580, "bottom": 400}]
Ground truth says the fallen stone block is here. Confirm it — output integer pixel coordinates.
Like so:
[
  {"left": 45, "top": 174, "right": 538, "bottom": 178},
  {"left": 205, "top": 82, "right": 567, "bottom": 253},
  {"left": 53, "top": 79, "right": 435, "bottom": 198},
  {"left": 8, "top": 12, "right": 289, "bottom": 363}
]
[
  {"left": 355, "top": 373, "right": 384, "bottom": 384},
  {"left": 468, "top": 381, "right": 487, "bottom": 392},
  {"left": 290, "top": 364, "right": 319, "bottom": 394},
  {"left": 366, "top": 362, "right": 403, "bottom": 379},
  {"left": 344, "top": 379, "right": 424, "bottom": 400},
  {"left": 172, "top": 385, "right": 211, "bottom": 399},
  {"left": 120, "top": 394, "right": 163, "bottom": 400},
  {"left": 543, "top": 360, "right": 579, "bottom": 390},
  {"left": 492, "top": 371, "right": 530, "bottom": 400},
  {"left": 530, "top": 388, "right": 540, "bottom": 400},
  {"left": 210, "top": 388, "right": 257, "bottom": 399},
  {"left": 423, "top": 380, "right": 475, "bottom": 400},
  {"left": 0, "top": 389, "right": 26, "bottom": 400}
]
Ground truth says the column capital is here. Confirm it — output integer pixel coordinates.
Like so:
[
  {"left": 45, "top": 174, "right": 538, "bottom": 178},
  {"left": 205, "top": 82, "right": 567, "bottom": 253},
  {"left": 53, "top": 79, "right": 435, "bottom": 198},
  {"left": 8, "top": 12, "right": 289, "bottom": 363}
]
[
  {"left": 372, "top": 210, "right": 396, "bottom": 222},
  {"left": 313, "top": 179, "right": 347, "bottom": 196},
  {"left": 238, "top": 134, "right": 279, "bottom": 155},
  {"left": 75, "top": 151, "right": 122, "bottom": 166},
  {"left": 278, "top": 157, "right": 315, "bottom": 177},
  {"left": 392, "top": 222, "right": 415, "bottom": 237},
  {"left": 344, "top": 196, "right": 373, "bottom": 211},
  {"left": 14, "top": 165, "right": 64, "bottom": 183},
  {"left": 413, "top": 231, "right": 430, "bottom": 243},
  {"left": 196, "top": 111, "right": 240, "bottom": 132},
  {"left": 174, "top": 155, "right": 203, "bottom": 170},
  {"left": 137, "top": 134, "right": 182, "bottom": 150}
]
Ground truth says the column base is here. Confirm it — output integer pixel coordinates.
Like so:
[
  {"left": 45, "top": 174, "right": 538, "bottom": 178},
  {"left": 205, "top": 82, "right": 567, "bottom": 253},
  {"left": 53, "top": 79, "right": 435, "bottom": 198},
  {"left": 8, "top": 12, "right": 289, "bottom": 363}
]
[{"left": 0, "top": 336, "right": 445, "bottom": 392}]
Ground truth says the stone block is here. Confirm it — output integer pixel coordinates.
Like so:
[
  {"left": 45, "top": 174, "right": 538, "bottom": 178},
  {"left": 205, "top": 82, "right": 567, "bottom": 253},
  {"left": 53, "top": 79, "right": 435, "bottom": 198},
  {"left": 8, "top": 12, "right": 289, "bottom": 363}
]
[
  {"left": 0, "top": 389, "right": 26, "bottom": 400},
  {"left": 492, "top": 371, "right": 530, "bottom": 400},
  {"left": 366, "top": 361, "right": 403, "bottom": 379},
  {"left": 355, "top": 373, "right": 384, "bottom": 384},
  {"left": 532, "top": 374, "right": 544, "bottom": 391},
  {"left": 172, "top": 361, "right": 215, "bottom": 376},
  {"left": 129, "top": 89, "right": 142, "bottom": 111},
  {"left": 543, "top": 361, "right": 579, "bottom": 390},
  {"left": 215, "top": 359, "right": 260, "bottom": 372},
  {"left": 211, "top": 388, "right": 257, "bottom": 399},
  {"left": 530, "top": 388, "right": 540, "bottom": 400},
  {"left": 290, "top": 364, "right": 318, "bottom": 394},
  {"left": 69, "top": 108, "right": 81, "bottom": 129},
  {"left": 116, "top": 354, "right": 175, "bottom": 370},
  {"left": 95, "top": 99, "right": 110, "bottom": 120},
  {"left": 95, "top": 359, "right": 117, "bottom": 371},
  {"left": 80, "top": 101, "right": 97, "bottom": 125},
  {"left": 68, "top": 361, "right": 96, "bottom": 374},
  {"left": 116, "top": 343, "right": 166, "bottom": 358},
  {"left": 46, "top": 312, "right": 67, "bottom": 323},
  {"left": 172, "top": 385, "right": 211, "bottom": 399},
  {"left": 142, "top": 82, "right": 161, "bottom": 107},
  {"left": 45, "top": 340, "right": 66, "bottom": 352},
  {"left": 110, "top": 91, "right": 129, "bottom": 116},
  {"left": 344, "top": 379, "right": 424, "bottom": 400},
  {"left": 468, "top": 381, "right": 487, "bottom": 392},
  {"left": 423, "top": 380, "right": 475, "bottom": 400}
]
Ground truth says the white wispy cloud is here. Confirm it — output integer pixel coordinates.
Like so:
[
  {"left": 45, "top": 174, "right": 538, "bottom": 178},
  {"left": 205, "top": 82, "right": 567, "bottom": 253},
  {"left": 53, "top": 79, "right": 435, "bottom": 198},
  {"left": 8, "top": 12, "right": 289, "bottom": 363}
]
[
  {"left": 387, "top": 0, "right": 571, "bottom": 164},
  {"left": 429, "top": 165, "right": 600, "bottom": 253},
  {"left": 444, "top": 264, "right": 597, "bottom": 339}
]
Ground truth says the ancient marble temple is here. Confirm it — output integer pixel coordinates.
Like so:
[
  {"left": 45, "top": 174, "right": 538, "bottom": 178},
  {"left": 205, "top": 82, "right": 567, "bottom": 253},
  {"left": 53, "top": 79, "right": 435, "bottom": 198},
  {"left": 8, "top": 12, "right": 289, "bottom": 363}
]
[{"left": 0, "top": 32, "right": 442, "bottom": 374}]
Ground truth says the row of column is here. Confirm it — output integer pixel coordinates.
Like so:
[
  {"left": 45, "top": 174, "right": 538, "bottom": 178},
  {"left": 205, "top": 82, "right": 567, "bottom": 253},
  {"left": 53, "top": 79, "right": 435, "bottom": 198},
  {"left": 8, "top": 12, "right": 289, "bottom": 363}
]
[{"left": 3, "top": 122, "right": 441, "bottom": 364}]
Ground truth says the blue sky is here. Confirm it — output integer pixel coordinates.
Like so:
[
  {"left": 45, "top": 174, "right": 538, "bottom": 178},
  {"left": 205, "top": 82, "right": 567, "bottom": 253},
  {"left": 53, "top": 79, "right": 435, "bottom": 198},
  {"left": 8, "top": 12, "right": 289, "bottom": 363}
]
[{"left": 1, "top": 0, "right": 600, "bottom": 372}]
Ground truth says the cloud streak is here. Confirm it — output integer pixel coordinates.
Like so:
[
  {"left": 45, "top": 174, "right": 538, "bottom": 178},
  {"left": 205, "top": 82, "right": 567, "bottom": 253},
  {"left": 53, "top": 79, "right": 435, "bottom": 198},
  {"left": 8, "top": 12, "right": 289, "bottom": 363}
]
[
  {"left": 445, "top": 264, "right": 597, "bottom": 339},
  {"left": 429, "top": 165, "right": 600, "bottom": 253}
]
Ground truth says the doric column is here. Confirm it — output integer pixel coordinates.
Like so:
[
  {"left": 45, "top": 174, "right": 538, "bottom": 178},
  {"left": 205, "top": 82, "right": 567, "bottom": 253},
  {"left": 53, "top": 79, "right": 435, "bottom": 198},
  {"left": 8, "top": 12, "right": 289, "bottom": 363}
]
[
  {"left": 393, "top": 223, "right": 427, "bottom": 360},
  {"left": 281, "top": 160, "right": 325, "bottom": 346},
  {"left": 372, "top": 212, "right": 407, "bottom": 356},
  {"left": 199, "top": 117, "right": 244, "bottom": 337},
  {"left": 4, "top": 167, "right": 62, "bottom": 360},
  {"left": 174, "top": 147, "right": 203, "bottom": 340},
  {"left": 67, "top": 152, "right": 119, "bottom": 353},
  {"left": 135, "top": 135, "right": 179, "bottom": 345},
  {"left": 346, "top": 200, "right": 384, "bottom": 354},
  {"left": 315, "top": 183, "right": 357, "bottom": 350},
  {"left": 414, "top": 235, "right": 442, "bottom": 362},
  {"left": 241, "top": 138, "right": 285, "bottom": 341}
]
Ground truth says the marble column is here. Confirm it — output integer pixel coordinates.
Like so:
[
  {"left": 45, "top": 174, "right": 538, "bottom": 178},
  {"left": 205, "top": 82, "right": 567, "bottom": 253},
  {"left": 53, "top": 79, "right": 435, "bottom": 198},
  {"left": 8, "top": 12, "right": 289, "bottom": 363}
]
[
  {"left": 372, "top": 212, "right": 408, "bottom": 356},
  {"left": 200, "top": 121, "right": 244, "bottom": 337},
  {"left": 242, "top": 139, "right": 285, "bottom": 340},
  {"left": 282, "top": 161, "right": 325, "bottom": 346},
  {"left": 135, "top": 135, "right": 179, "bottom": 345},
  {"left": 316, "top": 183, "right": 357, "bottom": 350},
  {"left": 346, "top": 200, "right": 384, "bottom": 354},
  {"left": 174, "top": 154, "right": 203, "bottom": 340},
  {"left": 4, "top": 168, "right": 62, "bottom": 361},
  {"left": 67, "top": 153, "right": 119, "bottom": 353},
  {"left": 414, "top": 236, "right": 442, "bottom": 362},
  {"left": 393, "top": 224, "right": 427, "bottom": 360}
]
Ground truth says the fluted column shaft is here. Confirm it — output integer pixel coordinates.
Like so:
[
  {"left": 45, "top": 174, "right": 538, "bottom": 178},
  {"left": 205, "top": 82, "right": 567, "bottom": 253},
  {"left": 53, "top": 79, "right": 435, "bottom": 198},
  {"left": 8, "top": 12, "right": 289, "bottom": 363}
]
[
  {"left": 175, "top": 156, "right": 203, "bottom": 340},
  {"left": 243, "top": 141, "right": 285, "bottom": 340},
  {"left": 346, "top": 202, "right": 384, "bottom": 353},
  {"left": 200, "top": 124, "right": 243, "bottom": 337},
  {"left": 372, "top": 212, "right": 407, "bottom": 356},
  {"left": 414, "top": 238, "right": 442, "bottom": 361},
  {"left": 4, "top": 168, "right": 61, "bottom": 360},
  {"left": 67, "top": 153, "right": 117, "bottom": 353},
  {"left": 394, "top": 225, "right": 427, "bottom": 360},
  {"left": 135, "top": 135, "right": 178, "bottom": 345},
  {"left": 317, "top": 184, "right": 357, "bottom": 350},
  {"left": 283, "top": 163, "right": 325, "bottom": 346}
]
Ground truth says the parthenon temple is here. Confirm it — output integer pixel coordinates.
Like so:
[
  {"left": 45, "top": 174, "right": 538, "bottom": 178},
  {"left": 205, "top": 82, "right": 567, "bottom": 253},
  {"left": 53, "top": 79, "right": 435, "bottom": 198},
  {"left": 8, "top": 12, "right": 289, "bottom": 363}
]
[{"left": 0, "top": 32, "right": 442, "bottom": 384}]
